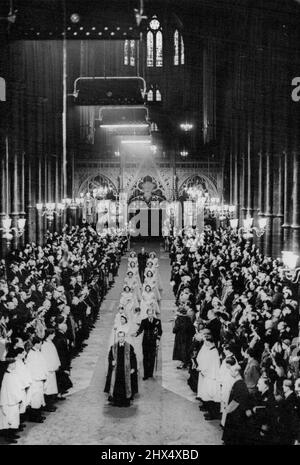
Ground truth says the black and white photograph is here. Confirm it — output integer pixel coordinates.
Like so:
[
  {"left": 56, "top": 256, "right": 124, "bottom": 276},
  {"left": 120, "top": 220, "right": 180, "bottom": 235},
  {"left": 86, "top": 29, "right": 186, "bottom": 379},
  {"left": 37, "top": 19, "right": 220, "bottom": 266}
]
[{"left": 0, "top": 0, "right": 300, "bottom": 449}]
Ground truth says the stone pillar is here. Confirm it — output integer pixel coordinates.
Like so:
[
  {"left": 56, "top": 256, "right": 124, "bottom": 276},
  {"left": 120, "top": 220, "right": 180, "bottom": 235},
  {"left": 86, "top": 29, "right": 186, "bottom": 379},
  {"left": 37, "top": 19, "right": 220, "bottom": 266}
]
[
  {"left": 26, "top": 157, "right": 36, "bottom": 244},
  {"left": 0, "top": 156, "right": 6, "bottom": 257},
  {"left": 264, "top": 152, "right": 273, "bottom": 257},
  {"left": 11, "top": 151, "right": 20, "bottom": 250},
  {"left": 272, "top": 153, "right": 285, "bottom": 256},
  {"left": 18, "top": 151, "right": 26, "bottom": 248},
  {"left": 246, "top": 131, "right": 253, "bottom": 217},
  {"left": 36, "top": 156, "right": 43, "bottom": 246},
  {"left": 291, "top": 151, "right": 300, "bottom": 254},
  {"left": 282, "top": 151, "right": 292, "bottom": 250},
  {"left": 240, "top": 154, "right": 246, "bottom": 221}
]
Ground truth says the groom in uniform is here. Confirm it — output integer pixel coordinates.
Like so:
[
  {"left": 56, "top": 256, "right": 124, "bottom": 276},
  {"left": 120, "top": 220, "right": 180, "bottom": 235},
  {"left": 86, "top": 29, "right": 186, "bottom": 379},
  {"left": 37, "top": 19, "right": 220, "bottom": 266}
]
[{"left": 135, "top": 308, "right": 162, "bottom": 380}]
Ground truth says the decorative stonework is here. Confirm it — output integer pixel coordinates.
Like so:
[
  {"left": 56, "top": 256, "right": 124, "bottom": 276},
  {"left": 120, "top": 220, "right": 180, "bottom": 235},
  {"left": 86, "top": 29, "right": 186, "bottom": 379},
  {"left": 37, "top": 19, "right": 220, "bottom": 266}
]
[{"left": 75, "top": 158, "right": 222, "bottom": 202}]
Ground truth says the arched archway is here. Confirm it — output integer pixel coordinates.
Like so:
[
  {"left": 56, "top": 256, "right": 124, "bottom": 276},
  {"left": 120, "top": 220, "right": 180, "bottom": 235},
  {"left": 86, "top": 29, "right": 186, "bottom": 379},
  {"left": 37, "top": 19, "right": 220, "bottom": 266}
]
[
  {"left": 77, "top": 173, "right": 118, "bottom": 199},
  {"left": 178, "top": 174, "right": 219, "bottom": 200},
  {"left": 128, "top": 174, "right": 166, "bottom": 205}
]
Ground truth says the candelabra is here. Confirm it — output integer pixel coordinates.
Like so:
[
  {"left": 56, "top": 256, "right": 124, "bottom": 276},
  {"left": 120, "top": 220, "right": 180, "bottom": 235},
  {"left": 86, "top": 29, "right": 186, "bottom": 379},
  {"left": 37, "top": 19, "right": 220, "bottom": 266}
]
[
  {"left": 230, "top": 216, "right": 268, "bottom": 239},
  {"left": 206, "top": 202, "right": 236, "bottom": 220},
  {"left": 36, "top": 202, "right": 65, "bottom": 221},
  {"left": 0, "top": 216, "right": 26, "bottom": 241}
]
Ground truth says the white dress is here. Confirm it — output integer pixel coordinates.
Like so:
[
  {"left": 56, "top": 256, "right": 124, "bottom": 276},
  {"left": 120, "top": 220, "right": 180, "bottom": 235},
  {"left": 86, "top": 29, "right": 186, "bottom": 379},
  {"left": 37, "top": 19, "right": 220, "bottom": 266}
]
[
  {"left": 143, "top": 277, "right": 161, "bottom": 302},
  {"left": 219, "top": 359, "right": 235, "bottom": 426},
  {"left": 124, "top": 277, "right": 142, "bottom": 302},
  {"left": 0, "top": 369, "right": 24, "bottom": 430},
  {"left": 25, "top": 349, "right": 48, "bottom": 409},
  {"left": 196, "top": 344, "right": 221, "bottom": 403},
  {"left": 15, "top": 359, "right": 32, "bottom": 414},
  {"left": 140, "top": 291, "right": 160, "bottom": 319},
  {"left": 119, "top": 290, "right": 138, "bottom": 314},
  {"left": 129, "top": 314, "right": 143, "bottom": 368},
  {"left": 41, "top": 341, "right": 61, "bottom": 395}
]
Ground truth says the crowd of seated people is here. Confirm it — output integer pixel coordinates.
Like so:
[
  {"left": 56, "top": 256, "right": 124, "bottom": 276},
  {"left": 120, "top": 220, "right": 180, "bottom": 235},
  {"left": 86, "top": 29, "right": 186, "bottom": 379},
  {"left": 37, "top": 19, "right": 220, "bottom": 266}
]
[
  {"left": 0, "top": 224, "right": 127, "bottom": 443},
  {"left": 170, "top": 225, "right": 300, "bottom": 445}
]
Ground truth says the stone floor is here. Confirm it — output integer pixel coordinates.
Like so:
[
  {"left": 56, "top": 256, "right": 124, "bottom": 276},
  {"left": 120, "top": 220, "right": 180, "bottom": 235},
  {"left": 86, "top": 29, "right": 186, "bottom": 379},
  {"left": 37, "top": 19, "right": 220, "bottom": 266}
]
[{"left": 16, "top": 241, "right": 222, "bottom": 446}]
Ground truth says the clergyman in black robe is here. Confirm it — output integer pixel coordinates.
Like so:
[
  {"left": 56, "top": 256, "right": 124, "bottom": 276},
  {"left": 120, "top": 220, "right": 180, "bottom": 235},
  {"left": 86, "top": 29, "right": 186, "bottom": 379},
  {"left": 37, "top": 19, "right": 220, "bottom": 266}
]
[
  {"left": 104, "top": 331, "right": 138, "bottom": 407},
  {"left": 172, "top": 309, "right": 195, "bottom": 368}
]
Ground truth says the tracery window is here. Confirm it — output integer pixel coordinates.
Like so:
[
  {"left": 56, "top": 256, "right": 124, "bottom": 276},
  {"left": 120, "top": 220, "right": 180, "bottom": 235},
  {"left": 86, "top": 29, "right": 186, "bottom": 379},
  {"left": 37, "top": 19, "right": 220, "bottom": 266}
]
[
  {"left": 124, "top": 40, "right": 129, "bottom": 65},
  {"left": 181, "top": 35, "right": 185, "bottom": 65},
  {"left": 124, "top": 39, "right": 136, "bottom": 66},
  {"left": 147, "top": 16, "right": 163, "bottom": 68},
  {"left": 147, "top": 85, "right": 162, "bottom": 103},
  {"left": 174, "top": 30, "right": 179, "bottom": 66},
  {"left": 147, "top": 31, "right": 154, "bottom": 67},
  {"left": 173, "top": 30, "right": 185, "bottom": 66}
]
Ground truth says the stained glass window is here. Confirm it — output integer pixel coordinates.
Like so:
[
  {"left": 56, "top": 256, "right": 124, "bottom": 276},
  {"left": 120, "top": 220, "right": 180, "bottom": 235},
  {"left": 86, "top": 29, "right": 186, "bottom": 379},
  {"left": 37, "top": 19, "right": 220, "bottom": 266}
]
[
  {"left": 156, "top": 30, "right": 163, "bottom": 67},
  {"left": 124, "top": 40, "right": 129, "bottom": 65},
  {"left": 147, "top": 31, "right": 154, "bottom": 67},
  {"left": 130, "top": 40, "right": 135, "bottom": 66},
  {"left": 174, "top": 30, "right": 179, "bottom": 66},
  {"left": 181, "top": 35, "right": 185, "bottom": 65},
  {"left": 147, "top": 89, "right": 154, "bottom": 101},
  {"left": 147, "top": 16, "right": 163, "bottom": 68},
  {"left": 156, "top": 89, "right": 162, "bottom": 101}
]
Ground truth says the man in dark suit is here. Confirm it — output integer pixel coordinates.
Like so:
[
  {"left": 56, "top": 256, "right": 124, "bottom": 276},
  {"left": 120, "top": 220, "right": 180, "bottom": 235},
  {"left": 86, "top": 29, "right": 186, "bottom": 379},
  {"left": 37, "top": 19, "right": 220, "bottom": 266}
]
[
  {"left": 137, "top": 248, "right": 149, "bottom": 284},
  {"left": 53, "top": 317, "right": 72, "bottom": 398},
  {"left": 135, "top": 308, "right": 162, "bottom": 380},
  {"left": 276, "top": 379, "right": 299, "bottom": 444}
]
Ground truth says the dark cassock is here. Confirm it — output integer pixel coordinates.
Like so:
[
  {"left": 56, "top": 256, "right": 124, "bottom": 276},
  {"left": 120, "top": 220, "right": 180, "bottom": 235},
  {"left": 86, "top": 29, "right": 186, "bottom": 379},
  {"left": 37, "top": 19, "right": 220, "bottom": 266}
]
[
  {"left": 104, "top": 332, "right": 138, "bottom": 407},
  {"left": 136, "top": 310, "right": 162, "bottom": 380},
  {"left": 172, "top": 309, "right": 195, "bottom": 368},
  {"left": 137, "top": 249, "right": 149, "bottom": 283}
]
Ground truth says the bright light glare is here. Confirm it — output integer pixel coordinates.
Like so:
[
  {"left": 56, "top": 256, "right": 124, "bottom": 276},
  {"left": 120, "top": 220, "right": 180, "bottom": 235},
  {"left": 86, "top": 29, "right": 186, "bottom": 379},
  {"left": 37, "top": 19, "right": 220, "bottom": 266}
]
[
  {"left": 101, "top": 124, "right": 149, "bottom": 129},
  {"left": 121, "top": 140, "right": 151, "bottom": 144}
]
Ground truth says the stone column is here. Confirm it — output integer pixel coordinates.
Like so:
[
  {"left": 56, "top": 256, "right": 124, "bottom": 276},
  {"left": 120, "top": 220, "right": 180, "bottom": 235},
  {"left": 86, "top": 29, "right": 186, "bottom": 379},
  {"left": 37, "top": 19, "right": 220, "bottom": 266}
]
[
  {"left": 36, "top": 155, "right": 43, "bottom": 246},
  {"left": 291, "top": 151, "right": 300, "bottom": 254},
  {"left": 282, "top": 151, "right": 292, "bottom": 249},
  {"left": 272, "top": 153, "right": 285, "bottom": 256},
  {"left": 246, "top": 131, "right": 253, "bottom": 217},
  {"left": 11, "top": 151, "right": 20, "bottom": 250},
  {"left": 264, "top": 151, "right": 273, "bottom": 257},
  {"left": 240, "top": 153, "right": 246, "bottom": 221},
  {"left": 18, "top": 151, "right": 26, "bottom": 248},
  {"left": 0, "top": 155, "right": 6, "bottom": 256}
]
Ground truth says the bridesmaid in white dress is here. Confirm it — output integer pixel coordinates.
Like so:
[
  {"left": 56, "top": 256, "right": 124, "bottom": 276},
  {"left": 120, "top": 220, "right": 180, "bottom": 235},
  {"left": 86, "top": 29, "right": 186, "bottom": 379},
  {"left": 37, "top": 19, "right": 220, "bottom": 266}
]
[
  {"left": 148, "top": 252, "right": 163, "bottom": 290},
  {"left": 128, "top": 307, "right": 143, "bottom": 369},
  {"left": 128, "top": 251, "right": 138, "bottom": 265},
  {"left": 127, "top": 260, "right": 142, "bottom": 288},
  {"left": 119, "top": 285, "right": 138, "bottom": 315},
  {"left": 140, "top": 285, "right": 160, "bottom": 319},
  {"left": 124, "top": 270, "right": 142, "bottom": 302},
  {"left": 144, "top": 270, "right": 161, "bottom": 302}
]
